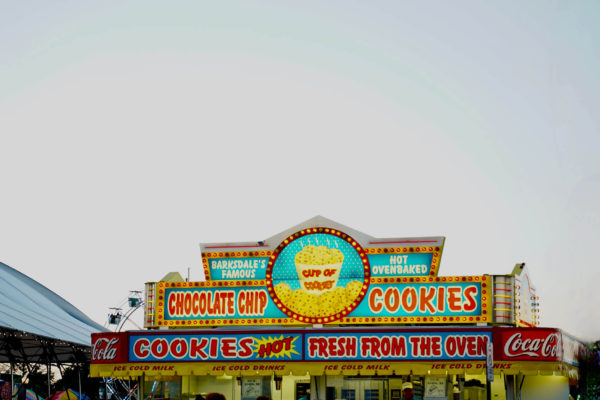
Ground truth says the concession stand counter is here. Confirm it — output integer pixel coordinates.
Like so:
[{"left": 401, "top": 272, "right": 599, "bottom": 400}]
[{"left": 90, "top": 217, "right": 584, "bottom": 400}]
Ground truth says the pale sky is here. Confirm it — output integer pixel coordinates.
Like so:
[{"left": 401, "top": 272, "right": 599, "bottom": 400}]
[{"left": 1, "top": 1, "right": 599, "bottom": 340}]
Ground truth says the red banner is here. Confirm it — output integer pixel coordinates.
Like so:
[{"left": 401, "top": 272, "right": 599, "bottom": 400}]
[
  {"left": 91, "top": 327, "right": 566, "bottom": 366},
  {"left": 91, "top": 332, "right": 128, "bottom": 364},
  {"left": 495, "top": 328, "right": 561, "bottom": 362}
]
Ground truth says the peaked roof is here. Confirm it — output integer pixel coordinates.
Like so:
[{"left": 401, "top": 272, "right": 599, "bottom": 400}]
[
  {"left": 0, "top": 261, "right": 107, "bottom": 363},
  {"left": 263, "top": 215, "right": 376, "bottom": 247},
  {"left": 200, "top": 215, "right": 444, "bottom": 252}
]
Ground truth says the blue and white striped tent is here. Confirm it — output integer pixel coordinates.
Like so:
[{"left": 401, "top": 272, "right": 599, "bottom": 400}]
[{"left": 0, "top": 261, "right": 107, "bottom": 363}]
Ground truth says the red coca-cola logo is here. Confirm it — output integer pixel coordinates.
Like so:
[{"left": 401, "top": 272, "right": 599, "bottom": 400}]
[
  {"left": 503, "top": 332, "right": 560, "bottom": 359},
  {"left": 92, "top": 337, "right": 120, "bottom": 361}
]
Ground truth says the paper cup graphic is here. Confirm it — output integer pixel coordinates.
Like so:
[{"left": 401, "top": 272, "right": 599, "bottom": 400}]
[
  {"left": 268, "top": 230, "right": 371, "bottom": 323},
  {"left": 294, "top": 245, "right": 344, "bottom": 294}
]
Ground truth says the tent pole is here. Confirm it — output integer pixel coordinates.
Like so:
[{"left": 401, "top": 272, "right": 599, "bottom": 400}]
[
  {"left": 136, "top": 376, "right": 141, "bottom": 400},
  {"left": 47, "top": 363, "right": 51, "bottom": 400},
  {"left": 78, "top": 366, "right": 82, "bottom": 400},
  {"left": 10, "top": 361, "right": 14, "bottom": 400}
]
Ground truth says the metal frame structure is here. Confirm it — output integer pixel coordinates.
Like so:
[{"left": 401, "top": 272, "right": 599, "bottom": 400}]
[
  {"left": 0, "top": 261, "right": 107, "bottom": 400},
  {"left": 103, "top": 292, "right": 144, "bottom": 400},
  {"left": 0, "top": 328, "right": 90, "bottom": 399}
]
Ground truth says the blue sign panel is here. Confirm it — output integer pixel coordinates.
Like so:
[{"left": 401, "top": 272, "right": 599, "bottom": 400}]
[
  {"left": 304, "top": 331, "right": 491, "bottom": 361},
  {"left": 164, "top": 287, "right": 287, "bottom": 320},
  {"left": 129, "top": 333, "right": 303, "bottom": 362},
  {"left": 368, "top": 253, "right": 433, "bottom": 277},
  {"left": 349, "top": 281, "right": 482, "bottom": 318},
  {"left": 207, "top": 257, "right": 270, "bottom": 280},
  {"left": 272, "top": 233, "right": 365, "bottom": 291}
]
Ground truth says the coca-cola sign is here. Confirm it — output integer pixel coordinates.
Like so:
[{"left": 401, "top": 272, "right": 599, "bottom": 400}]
[
  {"left": 91, "top": 333, "right": 127, "bottom": 363},
  {"left": 497, "top": 329, "right": 561, "bottom": 361}
]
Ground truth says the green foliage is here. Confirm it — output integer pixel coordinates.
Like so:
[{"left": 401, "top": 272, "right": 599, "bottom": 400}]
[
  {"left": 25, "top": 364, "right": 53, "bottom": 397},
  {"left": 53, "top": 365, "right": 102, "bottom": 400},
  {"left": 577, "top": 342, "right": 600, "bottom": 400}
]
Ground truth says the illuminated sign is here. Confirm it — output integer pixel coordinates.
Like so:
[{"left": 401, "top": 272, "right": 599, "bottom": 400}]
[
  {"left": 149, "top": 221, "right": 453, "bottom": 327},
  {"left": 129, "top": 333, "right": 302, "bottom": 362},
  {"left": 349, "top": 277, "right": 490, "bottom": 323},
  {"left": 91, "top": 327, "right": 571, "bottom": 378},
  {"left": 201, "top": 223, "right": 444, "bottom": 282},
  {"left": 203, "top": 252, "right": 271, "bottom": 281},
  {"left": 91, "top": 333, "right": 128, "bottom": 364},
  {"left": 513, "top": 264, "right": 539, "bottom": 327},
  {"left": 163, "top": 286, "right": 280, "bottom": 320},
  {"left": 266, "top": 228, "right": 370, "bottom": 324},
  {"left": 155, "top": 275, "right": 491, "bottom": 327},
  {"left": 203, "top": 247, "right": 441, "bottom": 281},
  {"left": 94, "top": 329, "right": 492, "bottom": 365},
  {"left": 367, "top": 251, "right": 436, "bottom": 277},
  {"left": 304, "top": 331, "right": 491, "bottom": 361},
  {"left": 496, "top": 328, "right": 561, "bottom": 362}
]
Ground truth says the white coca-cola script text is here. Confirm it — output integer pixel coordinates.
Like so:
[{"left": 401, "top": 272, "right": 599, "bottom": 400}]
[
  {"left": 92, "top": 337, "right": 119, "bottom": 361},
  {"left": 504, "top": 332, "right": 560, "bottom": 358}
]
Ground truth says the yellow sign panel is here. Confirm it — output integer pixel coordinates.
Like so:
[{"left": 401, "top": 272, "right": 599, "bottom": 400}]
[
  {"left": 152, "top": 275, "right": 492, "bottom": 327},
  {"left": 90, "top": 360, "right": 566, "bottom": 379}
]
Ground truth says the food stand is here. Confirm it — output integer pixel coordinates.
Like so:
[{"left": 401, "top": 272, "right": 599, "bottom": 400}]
[{"left": 90, "top": 217, "right": 584, "bottom": 400}]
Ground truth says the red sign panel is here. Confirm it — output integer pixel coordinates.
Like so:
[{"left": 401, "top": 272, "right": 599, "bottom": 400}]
[
  {"left": 91, "top": 332, "right": 128, "bottom": 364},
  {"left": 91, "top": 327, "right": 566, "bottom": 367},
  {"left": 495, "top": 328, "right": 561, "bottom": 362}
]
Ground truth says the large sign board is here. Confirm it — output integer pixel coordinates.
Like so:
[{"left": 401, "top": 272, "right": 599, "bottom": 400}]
[
  {"left": 92, "top": 328, "right": 492, "bottom": 365},
  {"left": 149, "top": 227, "right": 493, "bottom": 327},
  {"left": 91, "top": 327, "right": 568, "bottom": 378},
  {"left": 147, "top": 225, "right": 484, "bottom": 327},
  {"left": 155, "top": 275, "right": 491, "bottom": 327},
  {"left": 203, "top": 249, "right": 440, "bottom": 281},
  {"left": 495, "top": 328, "right": 561, "bottom": 362},
  {"left": 202, "top": 227, "right": 444, "bottom": 281}
]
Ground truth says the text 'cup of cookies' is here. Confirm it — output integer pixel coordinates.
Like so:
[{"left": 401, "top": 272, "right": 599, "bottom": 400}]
[{"left": 294, "top": 245, "right": 344, "bottom": 294}]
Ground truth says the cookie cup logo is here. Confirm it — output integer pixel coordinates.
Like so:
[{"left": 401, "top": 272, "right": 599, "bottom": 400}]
[{"left": 266, "top": 228, "right": 370, "bottom": 324}]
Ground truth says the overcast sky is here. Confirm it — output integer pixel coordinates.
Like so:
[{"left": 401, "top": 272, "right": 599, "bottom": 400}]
[{"left": 1, "top": 1, "right": 599, "bottom": 341}]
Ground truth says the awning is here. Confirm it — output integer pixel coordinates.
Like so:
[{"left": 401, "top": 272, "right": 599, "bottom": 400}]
[{"left": 90, "top": 360, "right": 570, "bottom": 380}]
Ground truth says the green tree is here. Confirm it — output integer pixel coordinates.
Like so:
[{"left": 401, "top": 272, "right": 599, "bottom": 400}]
[
  {"left": 53, "top": 365, "right": 101, "bottom": 400},
  {"left": 23, "top": 364, "right": 53, "bottom": 398},
  {"left": 578, "top": 342, "right": 600, "bottom": 400}
]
